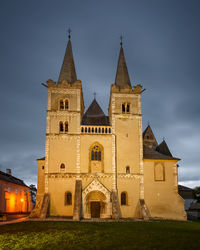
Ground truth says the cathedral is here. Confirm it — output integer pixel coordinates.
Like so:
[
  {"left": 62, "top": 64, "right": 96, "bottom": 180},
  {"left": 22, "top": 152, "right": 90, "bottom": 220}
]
[{"left": 31, "top": 33, "right": 186, "bottom": 220}]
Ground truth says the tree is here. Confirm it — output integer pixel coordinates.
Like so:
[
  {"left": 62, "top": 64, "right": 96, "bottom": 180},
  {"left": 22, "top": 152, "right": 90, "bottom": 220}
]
[
  {"left": 29, "top": 184, "right": 37, "bottom": 205},
  {"left": 193, "top": 186, "right": 200, "bottom": 203}
]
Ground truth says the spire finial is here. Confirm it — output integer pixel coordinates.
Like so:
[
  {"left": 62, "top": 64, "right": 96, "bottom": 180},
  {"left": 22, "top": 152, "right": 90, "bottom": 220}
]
[
  {"left": 147, "top": 120, "right": 150, "bottom": 126},
  {"left": 120, "top": 35, "right": 123, "bottom": 48},
  {"left": 93, "top": 92, "right": 96, "bottom": 99},
  {"left": 68, "top": 28, "right": 71, "bottom": 40},
  {"left": 163, "top": 137, "right": 165, "bottom": 141}
]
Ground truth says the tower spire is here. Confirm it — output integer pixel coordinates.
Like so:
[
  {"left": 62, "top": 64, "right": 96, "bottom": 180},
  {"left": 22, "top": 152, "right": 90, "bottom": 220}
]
[
  {"left": 58, "top": 29, "right": 77, "bottom": 84},
  {"left": 115, "top": 36, "right": 131, "bottom": 87}
]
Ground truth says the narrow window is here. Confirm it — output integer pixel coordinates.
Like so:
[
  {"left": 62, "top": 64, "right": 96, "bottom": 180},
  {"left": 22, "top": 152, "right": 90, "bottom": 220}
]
[
  {"left": 60, "top": 100, "right": 64, "bottom": 110},
  {"left": 126, "top": 166, "right": 130, "bottom": 174},
  {"left": 109, "top": 128, "right": 111, "bottom": 133},
  {"left": 65, "top": 192, "right": 72, "bottom": 205},
  {"left": 126, "top": 104, "right": 130, "bottom": 113},
  {"left": 102, "top": 128, "right": 104, "bottom": 133},
  {"left": 81, "top": 127, "right": 84, "bottom": 133},
  {"left": 99, "top": 128, "right": 101, "bottom": 133},
  {"left": 121, "top": 192, "right": 127, "bottom": 205},
  {"left": 122, "top": 104, "right": 126, "bottom": 113},
  {"left": 91, "top": 151, "right": 94, "bottom": 160},
  {"left": 85, "top": 127, "right": 87, "bottom": 133},
  {"left": 65, "top": 122, "right": 68, "bottom": 132},
  {"left": 105, "top": 128, "right": 107, "bottom": 133},
  {"left": 95, "top": 151, "right": 98, "bottom": 160},
  {"left": 59, "top": 122, "right": 64, "bottom": 132},
  {"left": 98, "top": 151, "right": 101, "bottom": 161},
  {"left": 88, "top": 127, "right": 91, "bottom": 133},
  {"left": 60, "top": 163, "right": 65, "bottom": 170},
  {"left": 95, "top": 127, "right": 97, "bottom": 133},
  {"left": 92, "top": 127, "right": 94, "bottom": 133},
  {"left": 42, "top": 166, "right": 44, "bottom": 170},
  {"left": 65, "top": 99, "right": 69, "bottom": 109}
]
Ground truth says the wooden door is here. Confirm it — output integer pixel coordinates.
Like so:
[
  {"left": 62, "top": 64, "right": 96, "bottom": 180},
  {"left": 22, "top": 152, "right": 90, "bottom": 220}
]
[{"left": 91, "top": 202, "right": 100, "bottom": 218}]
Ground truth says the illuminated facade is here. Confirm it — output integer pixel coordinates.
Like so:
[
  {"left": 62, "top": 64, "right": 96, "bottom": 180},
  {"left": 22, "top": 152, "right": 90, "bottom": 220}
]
[
  {"left": 32, "top": 34, "right": 186, "bottom": 220},
  {"left": 0, "top": 170, "right": 32, "bottom": 214}
]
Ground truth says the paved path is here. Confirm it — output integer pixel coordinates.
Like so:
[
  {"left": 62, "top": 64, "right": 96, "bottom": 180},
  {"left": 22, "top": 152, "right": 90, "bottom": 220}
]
[{"left": 0, "top": 216, "right": 28, "bottom": 226}]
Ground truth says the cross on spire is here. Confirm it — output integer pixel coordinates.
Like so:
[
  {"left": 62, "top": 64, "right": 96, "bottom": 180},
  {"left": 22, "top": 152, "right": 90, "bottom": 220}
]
[
  {"left": 120, "top": 35, "right": 123, "bottom": 47},
  {"left": 68, "top": 28, "right": 71, "bottom": 39},
  {"left": 93, "top": 92, "right": 96, "bottom": 99}
]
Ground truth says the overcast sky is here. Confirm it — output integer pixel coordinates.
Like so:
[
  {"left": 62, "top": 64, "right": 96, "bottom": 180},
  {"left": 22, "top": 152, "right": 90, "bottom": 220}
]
[{"left": 0, "top": 0, "right": 199, "bottom": 188}]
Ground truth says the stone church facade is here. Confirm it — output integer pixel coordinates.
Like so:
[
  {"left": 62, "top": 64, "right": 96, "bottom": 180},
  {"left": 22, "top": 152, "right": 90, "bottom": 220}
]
[{"left": 32, "top": 34, "right": 186, "bottom": 220}]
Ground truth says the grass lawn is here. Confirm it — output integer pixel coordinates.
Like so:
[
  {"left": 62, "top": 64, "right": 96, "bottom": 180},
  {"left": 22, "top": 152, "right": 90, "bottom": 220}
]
[{"left": 0, "top": 221, "right": 200, "bottom": 249}]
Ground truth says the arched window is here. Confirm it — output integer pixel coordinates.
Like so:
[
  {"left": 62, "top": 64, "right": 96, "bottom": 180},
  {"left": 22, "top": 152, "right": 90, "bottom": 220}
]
[
  {"left": 65, "top": 99, "right": 69, "bottom": 109},
  {"left": 81, "top": 127, "right": 84, "bottom": 133},
  {"left": 126, "top": 166, "right": 130, "bottom": 174},
  {"left": 122, "top": 103, "right": 130, "bottom": 113},
  {"left": 91, "top": 145, "right": 102, "bottom": 161},
  {"left": 60, "top": 100, "right": 64, "bottom": 110},
  {"left": 121, "top": 192, "right": 127, "bottom": 205},
  {"left": 60, "top": 163, "right": 65, "bottom": 170},
  {"left": 126, "top": 104, "right": 130, "bottom": 113},
  {"left": 122, "top": 103, "right": 126, "bottom": 113},
  {"left": 65, "top": 122, "right": 68, "bottom": 132},
  {"left": 59, "top": 122, "right": 64, "bottom": 132},
  {"left": 65, "top": 192, "right": 72, "bottom": 205}
]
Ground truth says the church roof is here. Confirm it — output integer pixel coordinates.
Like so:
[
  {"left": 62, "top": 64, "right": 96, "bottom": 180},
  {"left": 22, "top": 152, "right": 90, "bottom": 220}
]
[
  {"left": 115, "top": 46, "right": 131, "bottom": 87},
  {"left": 143, "top": 145, "right": 179, "bottom": 160},
  {"left": 143, "top": 125, "right": 179, "bottom": 160},
  {"left": 81, "top": 99, "right": 110, "bottom": 126},
  {"left": 156, "top": 140, "right": 173, "bottom": 157},
  {"left": 143, "top": 125, "right": 158, "bottom": 149},
  {"left": 0, "top": 171, "right": 28, "bottom": 187},
  {"left": 58, "top": 38, "right": 77, "bottom": 84}
]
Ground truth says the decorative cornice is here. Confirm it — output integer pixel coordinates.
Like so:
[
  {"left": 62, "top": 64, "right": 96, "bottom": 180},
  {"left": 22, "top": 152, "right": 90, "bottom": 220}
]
[{"left": 46, "top": 172, "right": 141, "bottom": 179}]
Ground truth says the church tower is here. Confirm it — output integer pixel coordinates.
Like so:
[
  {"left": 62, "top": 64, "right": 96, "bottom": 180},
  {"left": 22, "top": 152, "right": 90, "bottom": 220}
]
[
  {"left": 108, "top": 40, "right": 144, "bottom": 218},
  {"left": 34, "top": 32, "right": 84, "bottom": 218}
]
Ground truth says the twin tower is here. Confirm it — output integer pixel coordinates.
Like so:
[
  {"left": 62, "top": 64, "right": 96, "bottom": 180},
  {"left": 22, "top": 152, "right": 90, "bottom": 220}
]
[{"left": 32, "top": 34, "right": 186, "bottom": 221}]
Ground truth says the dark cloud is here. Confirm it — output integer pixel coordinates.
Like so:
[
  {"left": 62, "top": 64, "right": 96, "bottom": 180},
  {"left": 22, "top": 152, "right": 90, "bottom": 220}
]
[{"left": 0, "top": 0, "right": 199, "bottom": 187}]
